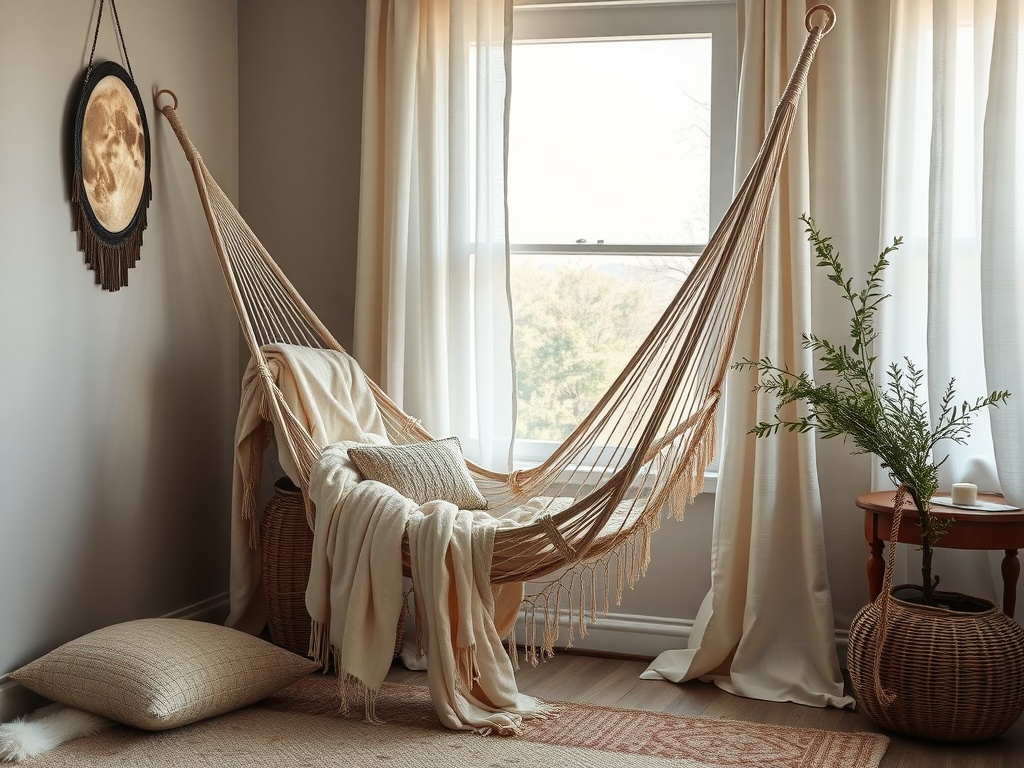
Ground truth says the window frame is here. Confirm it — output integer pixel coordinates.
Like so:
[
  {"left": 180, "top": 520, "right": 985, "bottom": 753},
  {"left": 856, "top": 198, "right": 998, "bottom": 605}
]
[
  {"left": 510, "top": 0, "right": 738, "bottom": 257},
  {"left": 508, "top": 0, "right": 736, "bottom": 484}
]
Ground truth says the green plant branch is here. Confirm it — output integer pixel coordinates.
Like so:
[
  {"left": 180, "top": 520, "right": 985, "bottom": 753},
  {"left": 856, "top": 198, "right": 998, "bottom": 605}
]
[{"left": 732, "top": 214, "right": 1011, "bottom": 606}]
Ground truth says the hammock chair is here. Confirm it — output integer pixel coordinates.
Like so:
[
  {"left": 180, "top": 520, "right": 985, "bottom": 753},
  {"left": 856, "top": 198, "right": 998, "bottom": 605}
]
[{"left": 155, "top": 5, "right": 834, "bottom": 652}]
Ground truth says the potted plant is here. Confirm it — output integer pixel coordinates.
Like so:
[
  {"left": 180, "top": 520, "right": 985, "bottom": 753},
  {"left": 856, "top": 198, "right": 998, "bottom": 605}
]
[{"left": 734, "top": 214, "right": 1024, "bottom": 742}]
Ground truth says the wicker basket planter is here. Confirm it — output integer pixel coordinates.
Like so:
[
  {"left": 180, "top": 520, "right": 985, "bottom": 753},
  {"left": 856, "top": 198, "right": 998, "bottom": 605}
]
[
  {"left": 260, "top": 476, "right": 407, "bottom": 660},
  {"left": 260, "top": 477, "right": 314, "bottom": 657},
  {"left": 847, "top": 584, "right": 1024, "bottom": 742}
]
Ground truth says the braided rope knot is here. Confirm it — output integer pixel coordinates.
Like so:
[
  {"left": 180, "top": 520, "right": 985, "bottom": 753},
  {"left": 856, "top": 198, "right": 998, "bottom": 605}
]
[
  {"left": 508, "top": 469, "right": 526, "bottom": 496},
  {"left": 539, "top": 514, "right": 577, "bottom": 561}
]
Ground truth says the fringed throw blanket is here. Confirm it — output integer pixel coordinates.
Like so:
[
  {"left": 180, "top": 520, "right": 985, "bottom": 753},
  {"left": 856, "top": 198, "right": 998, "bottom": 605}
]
[
  {"left": 307, "top": 448, "right": 554, "bottom": 735},
  {"left": 228, "top": 344, "right": 389, "bottom": 635},
  {"left": 306, "top": 451, "right": 412, "bottom": 720}
]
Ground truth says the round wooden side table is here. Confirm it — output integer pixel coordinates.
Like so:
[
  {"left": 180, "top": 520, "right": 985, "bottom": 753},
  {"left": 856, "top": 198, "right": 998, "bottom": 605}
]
[{"left": 857, "top": 490, "right": 1024, "bottom": 618}]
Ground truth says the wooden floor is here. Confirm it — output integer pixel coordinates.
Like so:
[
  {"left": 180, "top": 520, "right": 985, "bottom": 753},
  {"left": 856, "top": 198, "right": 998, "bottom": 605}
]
[{"left": 386, "top": 650, "right": 1024, "bottom": 767}]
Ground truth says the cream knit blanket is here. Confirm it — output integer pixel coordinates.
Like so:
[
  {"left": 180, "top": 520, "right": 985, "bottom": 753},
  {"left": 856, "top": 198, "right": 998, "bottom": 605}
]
[
  {"left": 228, "top": 344, "right": 388, "bottom": 635},
  {"left": 307, "top": 447, "right": 554, "bottom": 735},
  {"left": 407, "top": 504, "right": 554, "bottom": 734}
]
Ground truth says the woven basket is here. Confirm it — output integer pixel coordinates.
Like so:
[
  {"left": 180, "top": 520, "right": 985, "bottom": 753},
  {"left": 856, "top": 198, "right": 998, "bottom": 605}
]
[
  {"left": 260, "top": 477, "right": 407, "bottom": 660},
  {"left": 847, "top": 492, "right": 1024, "bottom": 741},
  {"left": 260, "top": 477, "right": 314, "bottom": 657},
  {"left": 847, "top": 584, "right": 1024, "bottom": 741}
]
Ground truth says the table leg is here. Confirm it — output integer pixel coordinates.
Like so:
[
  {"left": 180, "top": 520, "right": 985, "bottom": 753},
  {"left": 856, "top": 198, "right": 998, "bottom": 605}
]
[
  {"left": 1002, "top": 549, "right": 1019, "bottom": 619},
  {"left": 867, "top": 535, "right": 885, "bottom": 603}
]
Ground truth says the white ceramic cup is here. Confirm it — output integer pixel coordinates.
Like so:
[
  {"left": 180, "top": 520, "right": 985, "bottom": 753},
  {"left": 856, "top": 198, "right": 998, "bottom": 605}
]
[{"left": 951, "top": 482, "right": 978, "bottom": 506}]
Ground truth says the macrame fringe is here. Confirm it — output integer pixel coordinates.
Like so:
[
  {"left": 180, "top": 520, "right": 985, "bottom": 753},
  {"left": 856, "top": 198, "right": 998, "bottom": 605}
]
[
  {"left": 667, "top": 405, "right": 718, "bottom": 520},
  {"left": 309, "top": 620, "right": 387, "bottom": 724},
  {"left": 71, "top": 171, "right": 151, "bottom": 292},
  {"left": 338, "top": 671, "right": 385, "bottom": 725},
  {"left": 308, "top": 619, "right": 331, "bottom": 669},
  {"left": 455, "top": 645, "right": 480, "bottom": 695},
  {"left": 507, "top": 622, "right": 519, "bottom": 670},
  {"left": 512, "top": 421, "right": 718, "bottom": 664},
  {"left": 241, "top": 421, "right": 271, "bottom": 549}
]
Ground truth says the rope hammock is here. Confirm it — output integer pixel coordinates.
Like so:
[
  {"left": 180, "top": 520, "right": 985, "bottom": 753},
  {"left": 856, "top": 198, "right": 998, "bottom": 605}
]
[{"left": 155, "top": 5, "right": 834, "bottom": 656}]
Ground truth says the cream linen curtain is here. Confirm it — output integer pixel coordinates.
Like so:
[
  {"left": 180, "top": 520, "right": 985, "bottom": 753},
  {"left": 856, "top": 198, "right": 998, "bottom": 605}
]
[
  {"left": 643, "top": 0, "right": 860, "bottom": 708},
  {"left": 643, "top": 0, "right": 1024, "bottom": 701},
  {"left": 354, "top": 0, "right": 515, "bottom": 469},
  {"left": 877, "top": 0, "right": 1024, "bottom": 614}
]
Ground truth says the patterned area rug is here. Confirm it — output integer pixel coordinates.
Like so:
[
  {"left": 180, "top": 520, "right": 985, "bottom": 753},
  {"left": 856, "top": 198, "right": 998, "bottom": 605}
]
[{"left": 22, "top": 676, "right": 889, "bottom": 767}]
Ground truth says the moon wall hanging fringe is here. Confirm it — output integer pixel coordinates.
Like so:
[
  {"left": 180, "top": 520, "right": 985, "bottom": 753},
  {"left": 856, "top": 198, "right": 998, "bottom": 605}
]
[{"left": 71, "top": 0, "right": 151, "bottom": 292}]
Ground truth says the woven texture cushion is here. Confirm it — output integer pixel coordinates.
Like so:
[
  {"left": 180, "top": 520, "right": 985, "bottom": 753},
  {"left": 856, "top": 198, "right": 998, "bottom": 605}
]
[
  {"left": 348, "top": 436, "right": 487, "bottom": 509},
  {"left": 9, "top": 618, "right": 318, "bottom": 731}
]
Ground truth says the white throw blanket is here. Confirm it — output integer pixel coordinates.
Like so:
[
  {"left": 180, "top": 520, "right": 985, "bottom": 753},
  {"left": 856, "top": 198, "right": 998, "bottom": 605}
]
[
  {"left": 407, "top": 504, "right": 554, "bottom": 734},
  {"left": 306, "top": 449, "right": 413, "bottom": 718},
  {"left": 307, "top": 447, "right": 554, "bottom": 735},
  {"left": 228, "top": 344, "right": 388, "bottom": 634}
]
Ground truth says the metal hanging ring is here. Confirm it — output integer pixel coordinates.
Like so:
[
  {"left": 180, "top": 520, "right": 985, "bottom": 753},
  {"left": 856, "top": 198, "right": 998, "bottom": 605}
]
[
  {"left": 805, "top": 4, "right": 837, "bottom": 36},
  {"left": 155, "top": 88, "right": 179, "bottom": 111}
]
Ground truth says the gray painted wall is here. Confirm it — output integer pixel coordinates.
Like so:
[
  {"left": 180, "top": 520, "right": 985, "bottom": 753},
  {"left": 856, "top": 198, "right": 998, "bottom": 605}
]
[
  {"left": 0, "top": 0, "right": 239, "bottom": 685},
  {"left": 238, "top": 0, "right": 366, "bottom": 353}
]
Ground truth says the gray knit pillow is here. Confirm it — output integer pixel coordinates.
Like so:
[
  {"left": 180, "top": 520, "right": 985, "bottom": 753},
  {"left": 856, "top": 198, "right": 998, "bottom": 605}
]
[
  {"left": 10, "top": 618, "right": 318, "bottom": 731},
  {"left": 348, "top": 437, "right": 488, "bottom": 509}
]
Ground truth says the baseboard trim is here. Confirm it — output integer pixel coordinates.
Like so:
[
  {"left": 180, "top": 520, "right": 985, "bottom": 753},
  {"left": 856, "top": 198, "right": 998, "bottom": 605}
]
[
  {"left": 515, "top": 609, "right": 693, "bottom": 660},
  {"left": 0, "top": 593, "right": 232, "bottom": 723},
  {"left": 517, "top": 608, "right": 852, "bottom": 671}
]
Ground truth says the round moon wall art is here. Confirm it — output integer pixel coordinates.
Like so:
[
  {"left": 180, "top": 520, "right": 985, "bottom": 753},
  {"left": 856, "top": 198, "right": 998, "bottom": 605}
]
[{"left": 71, "top": 60, "right": 151, "bottom": 292}]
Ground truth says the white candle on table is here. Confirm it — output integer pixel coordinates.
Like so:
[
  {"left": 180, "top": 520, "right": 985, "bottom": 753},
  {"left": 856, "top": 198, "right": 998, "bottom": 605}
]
[{"left": 951, "top": 482, "right": 978, "bottom": 506}]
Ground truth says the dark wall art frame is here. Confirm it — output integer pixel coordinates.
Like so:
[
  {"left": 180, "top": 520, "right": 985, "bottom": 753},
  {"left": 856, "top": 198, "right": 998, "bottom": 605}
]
[{"left": 71, "top": 1, "right": 151, "bottom": 292}]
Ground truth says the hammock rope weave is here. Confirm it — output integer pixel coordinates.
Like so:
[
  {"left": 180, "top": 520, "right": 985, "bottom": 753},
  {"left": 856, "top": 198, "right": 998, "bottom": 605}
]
[{"left": 155, "top": 5, "right": 834, "bottom": 658}]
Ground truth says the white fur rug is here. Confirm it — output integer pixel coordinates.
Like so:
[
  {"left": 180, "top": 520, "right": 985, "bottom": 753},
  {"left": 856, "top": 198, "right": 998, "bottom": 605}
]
[{"left": 0, "top": 704, "right": 113, "bottom": 763}]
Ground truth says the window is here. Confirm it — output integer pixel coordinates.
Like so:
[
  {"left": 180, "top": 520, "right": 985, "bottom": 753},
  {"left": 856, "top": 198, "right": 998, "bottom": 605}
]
[{"left": 508, "top": 1, "right": 737, "bottom": 463}]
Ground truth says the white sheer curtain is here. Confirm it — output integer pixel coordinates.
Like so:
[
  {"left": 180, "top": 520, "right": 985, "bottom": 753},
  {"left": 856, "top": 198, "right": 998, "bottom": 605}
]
[
  {"left": 642, "top": 0, "right": 853, "bottom": 709},
  {"left": 354, "top": 0, "right": 515, "bottom": 469},
  {"left": 878, "top": 0, "right": 1024, "bottom": 612}
]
